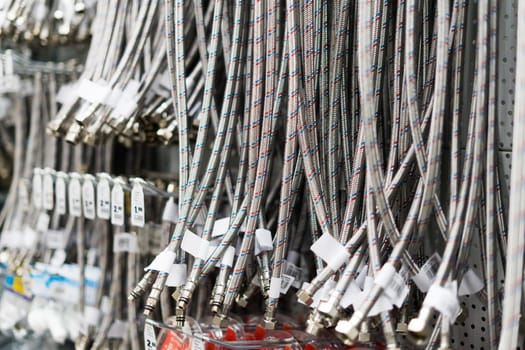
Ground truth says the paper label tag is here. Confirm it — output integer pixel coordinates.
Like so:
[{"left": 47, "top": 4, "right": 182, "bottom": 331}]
[
  {"left": 56, "top": 82, "right": 78, "bottom": 104},
  {"left": 51, "top": 249, "right": 67, "bottom": 267},
  {"left": 23, "top": 227, "right": 38, "bottom": 249},
  {"left": 113, "top": 233, "right": 137, "bottom": 253},
  {"left": 111, "top": 183, "right": 124, "bottom": 226},
  {"left": 36, "top": 213, "right": 50, "bottom": 232},
  {"left": 384, "top": 271, "right": 409, "bottom": 308},
  {"left": 68, "top": 177, "right": 82, "bottom": 217},
  {"left": 84, "top": 306, "right": 101, "bottom": 326},
  {"left": 77, "top": 79, "right": 111, "bottom": 104},
  {"left": 310, "top": 279, "right": 337, "bottom": 309},
  {"left": 55, "top": 176, "right": 67, "bottom": 215},
  {"left": 82, "top": 179, "right": 96, "bottom": 220},
  {"left": 424, "top": 281, "right": 460, "bottom": 323},
  {"left": 340, "top": 282, "right": 363, "bottom": 308},
  {"left": 364, "top": 276, "right": 394, "bottom": 316},
  {"left": 145, "top": 249, "right": 177, "bottom": 273},
  {"left": 166, "top": 264, "right": 188, "bottom": 287},
  {"left": 310, "top": 233, "right": 350, "bottom": 270},
  {"left": 269, "top": 277, "right": 281, "bottom": 298},
  {"left": 32, "top": 171, "right": 43, "bottom": 208},
  {"left": 106, "top": 88, "right": 123, "bottom": 108},
  {"left": 254, "top": 228, "right": 273, "bottom": 255},
  {"left": 46, "top": 230, "right": 66, "bottom": 249},
  {"left": 130, "top": 183, "right": 145, "bottom": 227},
  {"left": 114, "top": 80, "right": 140, "bottom": 116},
  {"left": 96, "top": 178, "right": 111, "bottom": 219},
  {"left": 144, "top": 323, "right": 157, "bottom": 350},
  {"left": 280, "top": 275, "right": 294, "bottom": 294},
  {"left": 161, "top": 198, "right": 178, "bottom": 224},
  {"left": 221, "top": 246, "right": 236, "bottom": 267},
  {"left": 181, "top": 230, "right": 210, "bottom": 260},
  {"left": 282, "top": 260, "right": 304, "bottom": 289},
  {"left": 212, "top": 217, "right": 230, "bottom": 238},
  {"left": 42, "top": 173, "right": 54, "bottom": 210},
  {"left": 412, "top": 253, "right": 441, "bottom": 292},
  {"left": 459, "top": 268, "right": 484, "bottom": 296}
]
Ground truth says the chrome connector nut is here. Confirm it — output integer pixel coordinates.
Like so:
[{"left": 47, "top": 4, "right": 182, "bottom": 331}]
[
  {"left": 335, "top": 319, "right": 360, "bottom": 345},
  {"left": 318, "top": 300, "right": 339, "bottom": 319},
  {"left": 262, "top": 317, "right": 277, "bottom": 330},
  {"left": 296, "top": 289, "right": 313, "bottom": 305}
]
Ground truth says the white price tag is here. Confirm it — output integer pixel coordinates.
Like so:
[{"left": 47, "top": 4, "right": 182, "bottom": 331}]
[
  {"left": 283, "top": 260, "right": 304, "bottom": 289},
  {"left": 56, "top": 82, "right": 78, "bottom": 105},
  {"left": 84, "top": 306, "right": 101, "bottom": 326},
  {"left": 310, "top": 279, "right": 337, "bottom": 309},
  {"left": 145, "top": 249, "right": 176, "bottom": 273},
  {"left": 51, "top": 249, "right": 67, "bottom": 267},
  {"left": 114, "top": 81, "right": 140, "bottom": 116},
  {"left": 364, "top": 277, "right": 394, "bottom": 316},
  {"left": 269, "top": 277, "right": 281, "bottom": 298},
  {"left": 42, "top": 173, "right": 54, "bottom": 210},
  {"left": 412, "top": 253, "right": 441, "bottom": 292},
  {"left": 113, "top": 233, "right": 137, "bottom": 253},
  {"left": 310, "top": 233, "right": 350, "bottom": 271},
  {"left": 254, "top": 228, "right": 273, "bottom": 255},
  {"left": 46, "top": 230, "right": 66, "bottom": 250},
  {"left": 96, "top": 178, "right": 111, "bottom": 219},
  {"left": 23, "top": 227, "right": 38, "bottom": 249},
  {"left": 221, "top": 246, "right": 236, "bottom": 267},
  {"left": 340, "top": 282, "right": 363, "bottom": 308},
  {"left": 383, "top": 270, "right": 410, "bottom": 308},
  {"left": 144, "top": 323, "right": 157, "bottom": 350},
  {"left": 161, "top": 198, "right": 178, "bottom": 223},
  {"left": 424, "top": 281, "right": 460, "bottom": 323},
  {"left": 36, "top": 213, "right": 50, "bottom": 232},
  {"left": 82, "top": 179, "right": 96, "bottom": 220},
  {"left": 459, "top": 268, "right": 484, "bottom": 296},
  {"left": 77, "top": 79, "right": 111, "bottom": 104},
  {"left": 212, "top": 217, "right": 230, "bottom": 238},
  {"left": 111, "top": 183, "right": 124, "bottom": 226},
  {"left": 181, "top": 230, "right": 210, "bottom": 260},
  {"left": 68, "top": 177, "right": 82, "bottom": 217},
  {"left": 55, "top": 175, "right": 67, "bottom": 215},
  {"left": 130, "top": 183, "right": 145, "bottom": 227},
  {"left": 106, "top": 88, "right": 123, "bottom": 108},
  {"left": 32, "top": 171, "right": 43, "bottom": 208},
  {"left": 166, "top": 264, "right": 188, "bottom": 287},
  {"left": 280, "top": 275, "right": 294, "bottom": 294}
]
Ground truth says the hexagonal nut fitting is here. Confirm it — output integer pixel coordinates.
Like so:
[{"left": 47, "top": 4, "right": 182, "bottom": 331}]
[
  {"left": 358, "top": 331, "right": 371, "bottom": 343},
  {"left": 396, "top": 322, "right": 408, "bottom": 333},
  {"left": 318, "top": 300, "right": 339, "bottom": 319},
  {"left": 212, "top": 314, "right": 228, "bottom": 327},
  {"left": 296, "top": 289, "right": 313, "bottom": 305},
  {"left": 407, "top": 318, "right": 431, "bottom": 346},
  {"left": 236, "top": 295, "right": 249, "bottom": 308},
  {"left": 335, "top": 320, "right": 360, "bottom": 345},
  {"left": 262, "top": 317, "right": 277, "bottom": 330},
  {"left": 305, "top": 319, "right": 323, "bottom": 336}
]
